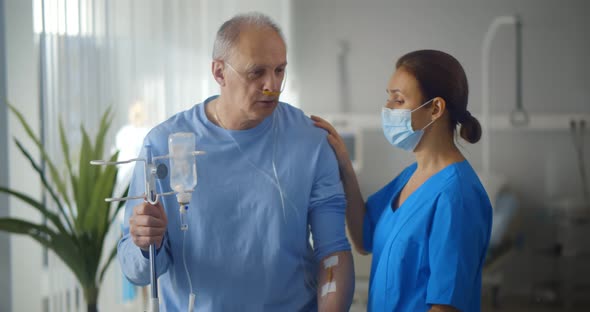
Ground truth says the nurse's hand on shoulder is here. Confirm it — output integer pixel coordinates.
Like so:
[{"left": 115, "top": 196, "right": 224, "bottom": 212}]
[
  {"left": 129, "top": 201, "right": 168, "bottom": 251},
  {"left": 311, "top": 115, "right": 351, "bottom": 169}
]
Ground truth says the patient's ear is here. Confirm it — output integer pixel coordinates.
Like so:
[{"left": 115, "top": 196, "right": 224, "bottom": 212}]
[
  {"left": 431, "top": 97, "right": 446, "bottom": 120},
  {"left": 212, "top": 61, "right": 226, "bottom": 86}
]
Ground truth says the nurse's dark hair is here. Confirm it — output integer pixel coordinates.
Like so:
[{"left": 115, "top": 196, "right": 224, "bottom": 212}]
[{"left": 396, "top": 49, "right": 481, "bottom": 144}]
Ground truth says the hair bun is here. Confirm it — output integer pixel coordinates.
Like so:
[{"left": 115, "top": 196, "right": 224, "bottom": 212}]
[
  {"left": 460, "top": 110, "right": 472, "bottom": 123},
  {"left": 459, "top": 113, "right": 481, "bottom": 144}
]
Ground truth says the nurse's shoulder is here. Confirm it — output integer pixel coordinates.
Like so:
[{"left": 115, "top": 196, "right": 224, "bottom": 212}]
[{"left": 435, "top": 160, "right": 492, "bottom": 221}]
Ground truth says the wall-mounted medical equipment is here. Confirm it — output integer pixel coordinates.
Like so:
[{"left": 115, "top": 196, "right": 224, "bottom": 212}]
[
  {"left": 482, "top": 14, "right": 528, "bottom": 174},
  {"left": 570, "top": 120, "right": 589, "bottom": 204},
  {"left": 326, "top": 39, "right": 364, "bottom": 172},
  {"left": 337, "top": 40, "right": 352, "bottom": 114}
]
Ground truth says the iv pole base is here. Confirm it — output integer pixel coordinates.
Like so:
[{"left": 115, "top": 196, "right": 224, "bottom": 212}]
[{"left": 148, "top": 298, "right": 160, "bottom": 312}]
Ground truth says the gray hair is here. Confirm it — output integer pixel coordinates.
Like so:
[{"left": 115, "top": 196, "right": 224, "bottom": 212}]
[{"left": 212, "top": 12, "right": 285, "bottom": 61}]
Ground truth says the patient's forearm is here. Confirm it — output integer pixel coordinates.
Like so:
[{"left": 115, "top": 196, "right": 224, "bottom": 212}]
[{"left": 317, "top": 251, "right": 355, "bottom": 312}]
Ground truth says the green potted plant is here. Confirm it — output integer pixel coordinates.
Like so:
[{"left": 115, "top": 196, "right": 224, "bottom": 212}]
[{"left": 0, "top": 104, "right": 127, "bottom": 312}]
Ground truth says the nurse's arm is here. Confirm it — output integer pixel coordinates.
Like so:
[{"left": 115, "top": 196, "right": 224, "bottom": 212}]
[
  {"left": 317, "top": 250, "right": 355, "bottom": 312},
  {"left": 311, "top": 115, "right": 368, "bottom": 254},
  {"left": 340, "top": 160, "right": 369, "bottom": 254},
  {"left": 429, "top": 305, "right": 460, "bottom": 312}
]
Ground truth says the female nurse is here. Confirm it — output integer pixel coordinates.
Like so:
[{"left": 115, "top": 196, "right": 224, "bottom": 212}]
[{"left": 312, "top": 49, "right": 492, "bottom": 312}]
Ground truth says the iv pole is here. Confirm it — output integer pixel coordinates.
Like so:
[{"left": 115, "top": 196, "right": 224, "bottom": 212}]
[
  {"left": 145, "top": 145, "right": 160, "bottom": 312},
  {"left": 91, "top": 143, "right": 205, "bottom": 312}
]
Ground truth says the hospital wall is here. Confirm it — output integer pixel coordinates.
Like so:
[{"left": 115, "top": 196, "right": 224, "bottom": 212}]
[{"left": 292, "top": 0, "right": 590, "bottom": 295}]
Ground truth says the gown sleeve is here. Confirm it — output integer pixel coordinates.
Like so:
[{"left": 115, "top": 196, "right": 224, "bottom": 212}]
[{"left": 308, "top": 138, "right": 351, "bottom": 261}]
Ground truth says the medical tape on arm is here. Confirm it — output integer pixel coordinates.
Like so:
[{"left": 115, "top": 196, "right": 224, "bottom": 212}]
[{"left": 321, "top": 255, "right": 339, "bottom": 297}]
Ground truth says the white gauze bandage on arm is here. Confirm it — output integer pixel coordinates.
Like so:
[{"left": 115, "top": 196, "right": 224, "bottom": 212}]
[{"left": 321, "top": 255, "right": 339, "bottom": 297}]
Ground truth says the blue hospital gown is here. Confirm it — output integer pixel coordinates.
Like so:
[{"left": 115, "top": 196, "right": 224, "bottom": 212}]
[
  {"left": 117, "top": 96, "right": 350, "bottom": 311},
  {"left": 363, "top": 161, "right": 492, "bottom": 311}
]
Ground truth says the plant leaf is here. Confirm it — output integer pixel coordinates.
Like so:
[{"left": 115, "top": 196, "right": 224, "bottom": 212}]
[
  {"left": 12, "top": 139, "right": 74, "bottom": 233},
  {"left": 75, "top": 127, "right": 95, "bottom": 228},
  {"left": 58, "top": 118, "right": 74, "bottom": 202},
  {"left": 0, "top": 186, "right": 68, "bottom": 235},
  {"left": 8, "top": 104, "right": 70, "bottom": 210},
  {"left": 109, "top": 185, "right": 129, "bottom": 228},
  {"left": 93, "top": 107, "right": 113, "bottom": 162},
  {"left": 86, "top": 152, "right": 119, "bottom": 237},
  {"left": 0, "top": 218, "right": 89, "bottom": 287},
  {"left": 0, "top": 217, "right": 55, "bottom": 238},
  {"left": 1, "top": 106, "right": 131, "bottom": 295}
]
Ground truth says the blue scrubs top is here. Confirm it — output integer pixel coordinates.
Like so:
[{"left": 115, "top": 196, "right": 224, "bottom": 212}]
[{"left": 363, "top": 160, "right": 492, "bottom": 311}]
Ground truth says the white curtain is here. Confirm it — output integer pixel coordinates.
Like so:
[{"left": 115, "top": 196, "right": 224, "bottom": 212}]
[{"left": 34, "top": 0, "right": 294, "bottom": 310}]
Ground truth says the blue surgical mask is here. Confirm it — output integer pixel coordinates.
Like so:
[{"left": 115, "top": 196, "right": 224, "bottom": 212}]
[{"left": 381, "top": 98, "right": 436, "bottom": 152}]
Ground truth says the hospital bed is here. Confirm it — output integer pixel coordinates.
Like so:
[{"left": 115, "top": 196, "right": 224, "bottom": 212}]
[{"left": 480, "top": 173, "right": 522, "bottom": 308}]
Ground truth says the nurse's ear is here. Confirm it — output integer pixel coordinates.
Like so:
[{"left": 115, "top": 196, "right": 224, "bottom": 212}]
[{"left": 431, "top": 97, "right": 446, "bottom": 121}]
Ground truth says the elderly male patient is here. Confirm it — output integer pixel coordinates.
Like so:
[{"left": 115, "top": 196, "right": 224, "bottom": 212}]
[{"left": 117, "top": 12, "right": 355, "bottom": 311}]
